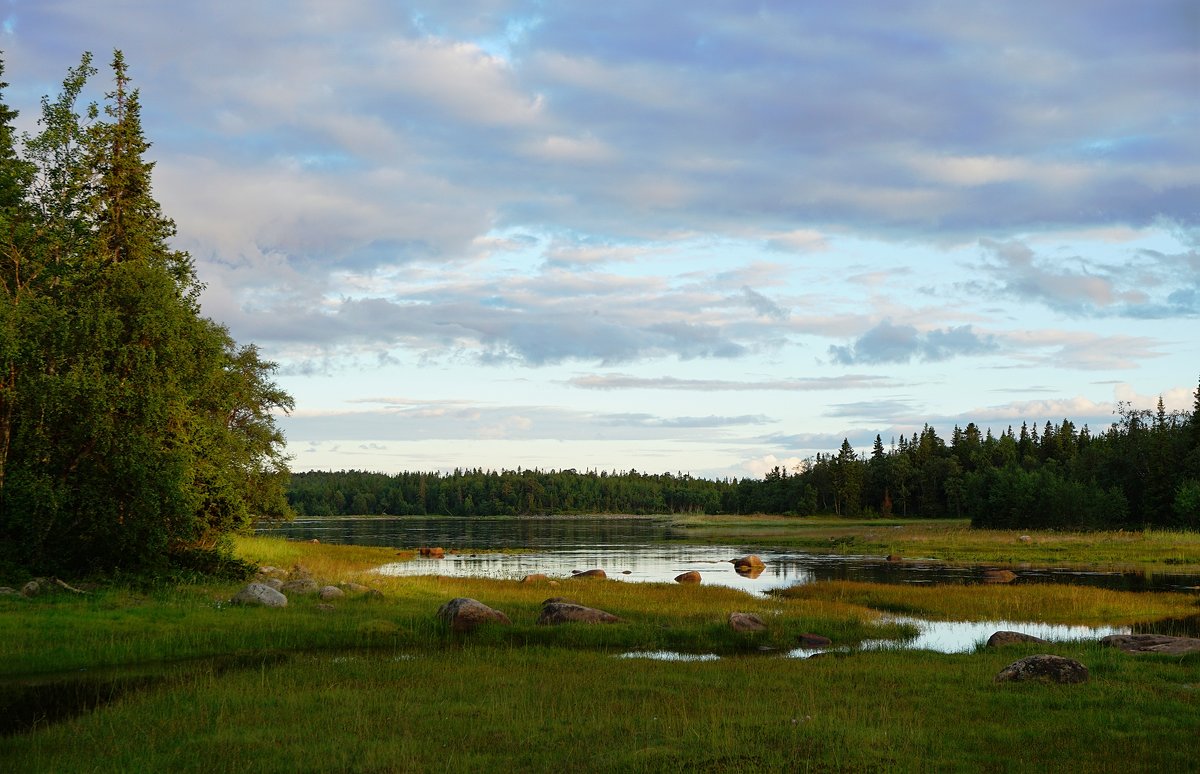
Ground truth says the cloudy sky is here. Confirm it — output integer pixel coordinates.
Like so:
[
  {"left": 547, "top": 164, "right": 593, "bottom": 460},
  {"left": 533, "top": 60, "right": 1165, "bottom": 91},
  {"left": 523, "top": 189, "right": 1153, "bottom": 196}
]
[{"left": 6, "top": 1, "right": 1197, "bottom": 478}]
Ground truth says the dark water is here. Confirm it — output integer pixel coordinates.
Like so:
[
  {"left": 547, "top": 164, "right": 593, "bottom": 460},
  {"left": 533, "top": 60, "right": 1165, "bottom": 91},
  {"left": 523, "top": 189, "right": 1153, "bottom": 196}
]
[{"left": 257, "top": 516, "right": 1200, "bottom": 595}]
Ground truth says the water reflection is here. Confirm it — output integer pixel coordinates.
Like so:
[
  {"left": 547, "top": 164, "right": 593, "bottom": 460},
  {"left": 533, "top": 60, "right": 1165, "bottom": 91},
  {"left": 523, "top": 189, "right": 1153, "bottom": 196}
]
[
  {"left": 258, "top": 516, "right": 1200, "bottom": 594},
  {"left": 619, "top": 651, "right": 721, "bottom": 662}
]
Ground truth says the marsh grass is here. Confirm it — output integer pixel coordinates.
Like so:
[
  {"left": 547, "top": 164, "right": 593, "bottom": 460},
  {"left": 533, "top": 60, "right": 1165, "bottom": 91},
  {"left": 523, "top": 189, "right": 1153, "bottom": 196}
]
[
  {"left": 2, "top": 644, "right": 1196, "bottom": 772},
  {"left": 779, "top": 579, "right": 1200, "bottom": 625},
  {"left": 4, "top": 536, "right": 1199, "bottom": 771},
  {"left": 674, "top": 515, "right": 1200, "bottom": 569}
]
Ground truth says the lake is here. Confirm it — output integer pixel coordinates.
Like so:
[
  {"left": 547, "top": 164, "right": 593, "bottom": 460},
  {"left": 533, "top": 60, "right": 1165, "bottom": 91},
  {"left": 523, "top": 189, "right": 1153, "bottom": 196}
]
[{"left": 257, "top": 515, "right": 1200, "bottom": 595}]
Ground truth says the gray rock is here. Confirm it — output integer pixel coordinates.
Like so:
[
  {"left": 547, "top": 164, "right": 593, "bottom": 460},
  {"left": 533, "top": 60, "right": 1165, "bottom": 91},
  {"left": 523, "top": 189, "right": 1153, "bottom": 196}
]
[
  {"left": 728, "top": 612, "right": 767, "bottom": 633},
  {"left": 318, "top": 585, "right": 345, "bottom": 601},
  {"left": 231, "top": 583, "right": 288, "bottom": 608},
  {"left": 280, "top": 578, "right": 319, "bottom": 595},
  {"left": 1100, "top": 634, "right": 1200, "bottom": 655},
  {"left": 21, "top": 580, "right": 41, "bottom": 597},
  {"left": 995, "top": 654, "right": 1088, "bottom": 684},
  {"left": 537, "top": 602, "right": 621, "bottom": 625},
  {"left": 675, "top": 571, "right": 702, "bottom": 584},
  {"left": 342, "top": 582, "right": 371, "bottom": 593},
  {"left": 262, "top": 578, "right": 284, "bottom": 590},
  {"left": 797, "top": 633, "right": 832, "bottom": 648},
  {"left": 437, "top": 598, "right": 512, "bottom": 633},
  {"left": 542, "top": 597, "right": 581, "bottom": 607},
  {"left": 987, "top": 631, "right": 1048, "bottom": 647}
]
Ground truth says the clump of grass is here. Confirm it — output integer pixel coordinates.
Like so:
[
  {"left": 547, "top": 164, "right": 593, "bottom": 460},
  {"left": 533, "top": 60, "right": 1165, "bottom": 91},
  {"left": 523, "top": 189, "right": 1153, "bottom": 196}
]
[{"left": 778, "top": 579, "right": 1199, "bottom": 626}]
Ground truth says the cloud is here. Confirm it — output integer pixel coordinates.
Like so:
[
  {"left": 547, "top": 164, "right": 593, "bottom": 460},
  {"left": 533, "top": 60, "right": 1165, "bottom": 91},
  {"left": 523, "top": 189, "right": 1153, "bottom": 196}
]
[
  {"left": 567, "top": 374, "right": 895, "bottom": 391},
  {"left": 829, "top": 321, "right": 998, "bottom": 365}
]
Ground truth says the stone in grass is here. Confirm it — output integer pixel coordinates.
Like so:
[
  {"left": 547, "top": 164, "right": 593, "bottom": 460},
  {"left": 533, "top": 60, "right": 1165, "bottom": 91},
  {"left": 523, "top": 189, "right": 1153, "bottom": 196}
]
[
  {"left": 537, "top": 602, "right": 621, "bottom": 625},
  {"left": 675, "top": 571, "right": 702, "bottom": 584},
  {"left": 986, "top": 631, "right": 1047, "bottom": 648},
  {"left": 571, "top": 569, "right": 607, "bottom": 579},
  {"left": 521, "top": 573, "right": 549, "bottom": 584},
  {"left": 995, "top": 654, "right": 1088, "bottom": 684},
  {"left": 797, "top": 633, "right": 833, "bottom": 648},
  {"left": 262, "top": 578, "right": 284, "bottom": 590},
  {"left": 318, "top": 585, "right": 345, "bottom": 601},
  {"left": 231, "top": 583, "right": 288, "bottom": 608},
  {"left": 1100, "top": 634, "right": 1200, "bottom": 656},
  {"left": 437, "top": 597, "right": 512, "bottom": 633},
  {"left": 280, "top": 578, "right": 319, "bottom": 595},
  {"left": 728, "top": 612, "right": 767, "bottom": 633}
]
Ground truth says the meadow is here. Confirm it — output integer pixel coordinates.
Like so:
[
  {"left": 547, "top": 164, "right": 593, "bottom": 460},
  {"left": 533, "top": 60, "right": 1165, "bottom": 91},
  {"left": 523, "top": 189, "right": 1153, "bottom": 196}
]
[{"left": 2, "top": 525, "right": 1198, "bottom": 772}]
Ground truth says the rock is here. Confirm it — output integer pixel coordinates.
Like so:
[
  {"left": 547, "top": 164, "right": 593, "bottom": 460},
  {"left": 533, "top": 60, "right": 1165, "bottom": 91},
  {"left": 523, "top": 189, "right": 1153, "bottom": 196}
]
[
  {"left": 262, "top": 578, "right": 284, "bottom": 590},
  {"left": 995, "top": 654, "right": 1088, "bottom": 684},
  {"left": 572, "top": 569, "right": 607, "bottom": 579},
  {"left": 319, "top": 585, "right": 345, "bottom": 601},
  {"left": 20, "top": 580, "right": 41, "bottom": 597},
  {"left": 986, "top": 631, "right": 1048, "bottom": 647},
  {"left": 547, "top": 580, "right": 560, "bottom": 587},
  {"left": 622, "top": 570, "right": 632, "bottom": 575},
  {"left": 885, "top": 554, "right": 902, "bottom": 563},
  {"left": 342, "top": 582, "right": 370, "bottom": 593},
  {"left": 280, "top": 578, "right": 319, "bottom": 595},
  {"left": 520, "top": 573, "right": 549, "bottom": 584},
  {"left": 1100, "top": 634, "right": 1200, "bottom": 655},
  {"left": 257, "top": 565, "right": 282, "bottom": 576},
  {"left": 537, "top": 602, "right": 620, "bottom": 625},
  {"left": 308, "top": 538, "right": 320, "bottom": 544},
  {"left": 675, "top": 571, "right": 702, "bottom": 584},
  {"left": 983, "top": 569, "right": 1017, "bottom": 583},
  {"left": 0, "top": 586, "right": 18, "bottom": 596},
  {"left": 728, "top": 612, "right": 767, "bottom": 633},
  {"left": 418, "top": 547, "right": 446, "bottom": 558},
  {"left": 436, "top": 598, "right": 512, "bottom": 633},
  {"left": 734, "top": 564, "right": 764, "bottom": 579},
  {"left": 732, "top": 555, "right": 765, "bottom": 569},
  {"left": 1019, "top": 535, "right": 1033, "bottom": 543},
  {"left": 542, "top": 597, "right": 581, "bottom": 606},
  {"left": 797, "top": 633, "right": 832, "bottom": 648},
  {"left": 231, "top": 583, "right": 288, "bottom": 608}
]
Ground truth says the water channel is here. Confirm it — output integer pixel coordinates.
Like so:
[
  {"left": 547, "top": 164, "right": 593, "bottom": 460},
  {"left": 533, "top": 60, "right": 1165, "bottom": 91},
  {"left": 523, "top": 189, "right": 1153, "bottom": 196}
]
[{"left": 257, "top": 516, "right": 1200, "bottom": 654}]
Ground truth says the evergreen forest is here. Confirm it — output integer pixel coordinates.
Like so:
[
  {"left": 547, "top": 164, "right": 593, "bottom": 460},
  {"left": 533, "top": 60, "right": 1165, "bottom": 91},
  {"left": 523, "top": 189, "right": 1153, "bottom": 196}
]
[
  {"left": 290, "top": 385, "right": 1200, "bottom": 530},
  {"left": 0, "top": 53, "right": 292, "bottom": 577}
]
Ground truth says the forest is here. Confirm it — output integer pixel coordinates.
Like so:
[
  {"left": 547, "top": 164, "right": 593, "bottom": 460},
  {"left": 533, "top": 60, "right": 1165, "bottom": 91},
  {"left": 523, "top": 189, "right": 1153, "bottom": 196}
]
[{"left": 289, "top": 384, "right": 1200, "bottom": 531}]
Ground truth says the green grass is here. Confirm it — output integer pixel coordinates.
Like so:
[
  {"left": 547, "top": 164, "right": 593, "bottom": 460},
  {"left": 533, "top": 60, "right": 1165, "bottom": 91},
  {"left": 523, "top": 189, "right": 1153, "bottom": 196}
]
[{"left": 3, "top": 534, "right": 1199, "bottom": 771}]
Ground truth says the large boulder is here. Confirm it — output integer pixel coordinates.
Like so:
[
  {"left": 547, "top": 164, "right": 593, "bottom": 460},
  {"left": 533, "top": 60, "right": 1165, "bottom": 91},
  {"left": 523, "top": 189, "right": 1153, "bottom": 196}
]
[
  {"left": 986, "top": 631, "right": 1047, "bottom": 648},
  {"left": 231, "top": 583, "right": 288, "bottom": 608},
  {"left": 675, "top": 571, "right": 702, "bottom": 584},
  {"left": 436, "top": 598, "right": 512, "bottom": 633},
  {"left": 731, "top": 555, "right": 764, "bottom": 570},
  {"left": 728, "top": 612, "right": 767, "bottom": 633},
  {"left": 995, "top": 654, "right": 1088, "bottom": 684},
  {"left": 1100, "top": 634, "right": 1200, "bottom": 655},
  {"left": 571, "top": 569, "right": 607, "bottom": 579},
  {"left": 537, "top": 602, "right": 620, "bottom": 625}
]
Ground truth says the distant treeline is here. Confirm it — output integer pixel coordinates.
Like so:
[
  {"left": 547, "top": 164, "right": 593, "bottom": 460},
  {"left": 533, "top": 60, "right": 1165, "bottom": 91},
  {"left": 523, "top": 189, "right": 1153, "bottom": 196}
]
[{"left": 288, "top": 381, "right": 1200, "bottom": 530}]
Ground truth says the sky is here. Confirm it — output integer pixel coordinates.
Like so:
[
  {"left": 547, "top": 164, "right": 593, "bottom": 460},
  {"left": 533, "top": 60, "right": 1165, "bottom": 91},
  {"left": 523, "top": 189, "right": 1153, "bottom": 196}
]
[{"left": 4, "top": 1, "right": 1198, "bottom": 479}]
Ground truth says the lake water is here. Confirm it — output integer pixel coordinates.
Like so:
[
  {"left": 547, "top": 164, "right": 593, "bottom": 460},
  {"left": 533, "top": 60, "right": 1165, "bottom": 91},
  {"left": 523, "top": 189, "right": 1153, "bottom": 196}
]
[
  {"left": 257, "top": 515, "right": 1200, "bottom": 595},
  {"left": 255, "top": 515, "right": 1200, "bottom": 654}
]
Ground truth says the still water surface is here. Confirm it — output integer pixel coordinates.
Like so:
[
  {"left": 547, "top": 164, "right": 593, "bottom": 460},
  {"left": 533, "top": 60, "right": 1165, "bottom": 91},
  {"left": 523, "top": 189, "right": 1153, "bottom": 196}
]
[
  {"left": 258, "top": 515, "right": 1200, "bottom": 594},
  {"left": 256, "top": 516, "right": 1200, "bottom": 654}
]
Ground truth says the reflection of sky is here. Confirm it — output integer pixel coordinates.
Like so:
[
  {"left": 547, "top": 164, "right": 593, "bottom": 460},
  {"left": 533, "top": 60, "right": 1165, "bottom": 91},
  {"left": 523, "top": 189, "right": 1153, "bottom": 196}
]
[{"left": 854, "top": 616, "right": 1130, "bottom": 655}]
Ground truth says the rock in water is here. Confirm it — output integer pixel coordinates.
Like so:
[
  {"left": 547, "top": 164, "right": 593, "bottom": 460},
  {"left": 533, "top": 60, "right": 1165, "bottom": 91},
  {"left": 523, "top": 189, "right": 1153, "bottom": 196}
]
[
  {"left": 675, "top": 571, "right": 702, "bottom": 584},
  {"left": 1100, "top": 634, "right": 1200, "bottom": 655},
  {"left": 537, "top": 602, "right": 620, "bottom": 625},
  {"left": 983, "top": 569, "right": 1017, "bottom": 583},
  {"left": 797, "top": 633, "right": 833, "bottom": 648},
  {"left": 572, "top": 569, "right": 607, "bottom": 579},
  {"left": 728, "top": 612, "right": 767, "bottom": 632},
  {"left": 436, "top": 598, "right": 512, "bottom": 633},
  {"left": 995, "top": 654, "right": 1088, "bottom": 684},
  {"left": 986, "top": 631, "right": 1048, "bottom": 647},
  {"left": 231, "top": 583, "right": 288, "bottom": 608},
  {"left": 732, "top": 555, "right": 764, "bottom": 569}
]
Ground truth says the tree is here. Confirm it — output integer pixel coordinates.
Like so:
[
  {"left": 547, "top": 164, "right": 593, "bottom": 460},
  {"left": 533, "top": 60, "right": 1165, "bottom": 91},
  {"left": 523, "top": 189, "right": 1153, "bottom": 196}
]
[{"left": 0, "top": 52, "right": 293, "bottom": 576}]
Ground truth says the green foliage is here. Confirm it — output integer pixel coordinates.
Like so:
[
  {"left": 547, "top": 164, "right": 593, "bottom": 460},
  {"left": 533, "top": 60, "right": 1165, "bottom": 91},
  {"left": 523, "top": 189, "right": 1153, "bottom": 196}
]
[{"left": 0, "top": 52, "right": 292, "bottom": 577}]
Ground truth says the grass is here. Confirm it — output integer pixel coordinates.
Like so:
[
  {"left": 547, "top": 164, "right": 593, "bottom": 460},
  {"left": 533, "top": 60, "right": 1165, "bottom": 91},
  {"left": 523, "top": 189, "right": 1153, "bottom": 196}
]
[
  {"left": 672, "top": 515, "right": 1200, "bottom": 570},
  {"left": 2, "top": 533, "right": 1198, "bottom": 771}
]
